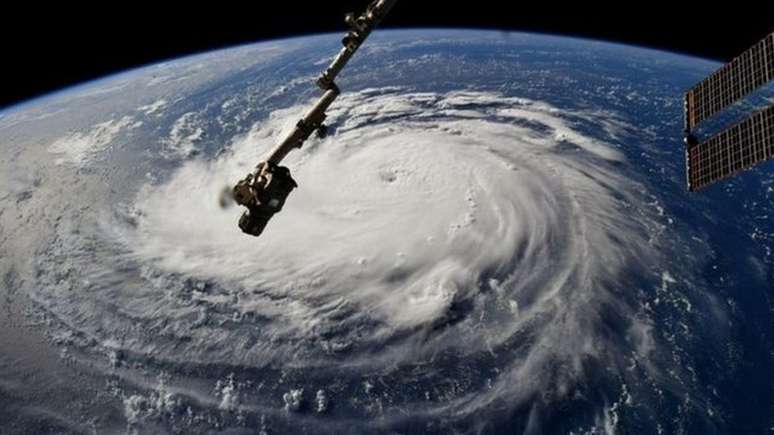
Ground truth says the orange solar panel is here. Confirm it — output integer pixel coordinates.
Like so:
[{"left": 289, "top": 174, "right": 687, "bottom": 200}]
[
  {"left": 685, "top": 33, "right": 773, "bottom": 132},
  {"left": 684, "top": 32, "right": 774, "bottom": 191},
  {"left": 686, "top": 104, "right": 774, "bottom": 191}
]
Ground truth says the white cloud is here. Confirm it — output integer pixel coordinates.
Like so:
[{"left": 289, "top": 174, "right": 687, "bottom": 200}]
[
  {"left": 283, "top": 388, "right": 304, "bottom": 412},
  {"left": 48, "top": 116, "right": 139, "bottom": 166},
  {"left": 126, "top": 89, "right": 665, "bottom": 371},
  {"left": 39, "top": 87, "right": 715, "bottom": 429},
  {"left": 138, "top": 99, "right": 168, "bottom": 116},
  {"left": 162, "top": 112, "right": 204, "bottom": 158}
]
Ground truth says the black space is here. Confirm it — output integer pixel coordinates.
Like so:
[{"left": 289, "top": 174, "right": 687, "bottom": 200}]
[{"left": 1, "top": 2, "right": 771, "bottom": 109}]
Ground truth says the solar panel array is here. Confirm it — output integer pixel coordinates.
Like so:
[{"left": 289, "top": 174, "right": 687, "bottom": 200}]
[
  {"left": 685, "top": 32, "right": 774, "bottom": 132},
  {"left": 687, "top": 104, "right": 774, "bottom": 191}
]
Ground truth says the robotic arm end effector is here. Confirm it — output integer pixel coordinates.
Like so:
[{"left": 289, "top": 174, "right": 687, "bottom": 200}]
[{"left": 233, "top": 162, "right": 298, "bottom": 236}]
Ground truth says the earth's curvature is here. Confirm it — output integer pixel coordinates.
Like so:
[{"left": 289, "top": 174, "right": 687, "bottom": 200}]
[{"left": 1, "top": 30, "right": 773, "bottom": 435}]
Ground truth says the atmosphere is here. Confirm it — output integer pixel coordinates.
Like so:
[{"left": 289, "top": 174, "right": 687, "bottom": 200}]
[{"left": 1, "top": 11, "right": 773, "bottom": 435}]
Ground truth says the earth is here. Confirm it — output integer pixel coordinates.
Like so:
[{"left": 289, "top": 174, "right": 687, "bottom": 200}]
[{"left": 1, "top": 29, "right": 773, "bottom": 435}]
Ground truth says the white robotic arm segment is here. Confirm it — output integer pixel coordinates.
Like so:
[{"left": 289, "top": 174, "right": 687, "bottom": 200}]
[{"left": 232, "top": 0, "right": 398, "bottom": 237}]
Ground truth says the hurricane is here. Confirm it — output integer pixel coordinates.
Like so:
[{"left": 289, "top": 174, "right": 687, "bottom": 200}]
[{"left": 21, "top": 85, "right": 730, "bottom": 434}]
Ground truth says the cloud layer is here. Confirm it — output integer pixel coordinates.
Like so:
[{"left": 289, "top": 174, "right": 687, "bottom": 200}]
[
  {"left": 23, "top": 88, "right": 720, "bottom": 433},
  {"left": 109, "top": 89, "right": 677, "bottom": 427}
]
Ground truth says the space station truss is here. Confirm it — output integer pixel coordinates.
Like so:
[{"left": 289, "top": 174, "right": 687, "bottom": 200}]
[{"left": 684, "top": 32, "right": 774, "bottom": 191}]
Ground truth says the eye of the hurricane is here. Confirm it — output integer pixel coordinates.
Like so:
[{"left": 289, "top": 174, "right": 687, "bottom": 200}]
[{"left": 114, "top": 88, "right": 666, "bottom": 417}]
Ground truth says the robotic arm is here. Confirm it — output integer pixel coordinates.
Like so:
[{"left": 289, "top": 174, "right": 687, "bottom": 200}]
[{"left": 232, "top": 0, "right": 398, "bottom": 236}]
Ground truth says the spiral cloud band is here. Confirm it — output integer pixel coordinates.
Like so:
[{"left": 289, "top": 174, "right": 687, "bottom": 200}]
[{"left": 31, "top": 88, "right": 710, "bottom": 433}]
